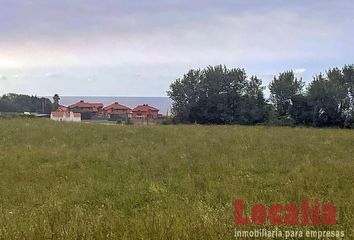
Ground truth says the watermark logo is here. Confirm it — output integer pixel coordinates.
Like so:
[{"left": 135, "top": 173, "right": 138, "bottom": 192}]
[
  {"left": 234, "top": 198, "right": 336, "bottom": 225},
  {"left": 233, "top": 199, "right": 345, "bottom": 239}
]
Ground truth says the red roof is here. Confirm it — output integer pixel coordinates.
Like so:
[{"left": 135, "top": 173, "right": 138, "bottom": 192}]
[
  {"left": 51, "top": 112, "right": 69, "bottom": 118},
  {"left": 69, "top": 100, "right": 103, "bottom": 109},
  {"left": 57, "top": 105, "right": 69, "bottom": 112},
  {"left": 51, "top": 112, "right": 81, "bottom": 118},
  {"left": 132, "top": 104, "right": 159, "bottom": 112},
  {"left": 91, "top": 103, "right": 104, "bottom": 108},
  {"left": 103, "top": 102, "right": 131, "bottom": 111}
]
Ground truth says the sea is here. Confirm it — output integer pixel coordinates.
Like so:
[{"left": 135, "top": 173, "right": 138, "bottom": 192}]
[{"left": 54, "top": 96, "right": 173, "bottom": 115}]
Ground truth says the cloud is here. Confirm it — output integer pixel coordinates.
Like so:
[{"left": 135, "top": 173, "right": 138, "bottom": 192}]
[
  {"left": 0, "top": 0, "right": 353, "bottom": 96},
  {"left": 0, "top": 74, "right": 7, "bottom": 80},
  {"left": 0, "top": 10, "right": 342, "bottom": 69},
  {"left": 293, "top": 68, "right": 307, "bottom": 79},
  {"left": 294, "top": 68, "right": 306, "bottom": 74},
  {"left": 44, "top": 72, "right": 58, "bottom": 78}
]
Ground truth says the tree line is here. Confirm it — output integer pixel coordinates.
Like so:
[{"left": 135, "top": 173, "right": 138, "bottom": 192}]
[
  {"left": 168, "top": 65, "right": 354, "bottom": 128},
  {"left": 0, "top": 93, "right": 53, "bottom": 114}
]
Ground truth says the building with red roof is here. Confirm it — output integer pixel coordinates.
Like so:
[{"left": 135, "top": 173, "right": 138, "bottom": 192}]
[
  {"left": 50, "top": 111, "right": 81, "bottom": 122},
  {"left": 103, "top": 102, "right": 132, "bottom": 121},
  {"left": 56, "top": 100, "right": 161, "bottom": 124},
  {"left": 57, "top": 105, "right": 69, "bottom": 112},
  {"left": 132, "top": 104, "right": 159, "bottom": 120},
  {"left": 68, "top": 100, "right": 104, "bottom": 117}
]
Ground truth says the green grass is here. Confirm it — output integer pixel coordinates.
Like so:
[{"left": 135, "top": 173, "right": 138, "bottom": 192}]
[
  {"left": 0, "top": 112, "right": 24, "bottom": 118},
  {"left": 0, "top": 119, "right": 353, "bottom": 239}
]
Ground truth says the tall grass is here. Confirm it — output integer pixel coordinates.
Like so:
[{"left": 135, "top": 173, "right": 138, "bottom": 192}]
[{"left": 0, "top": 119, "right": 353, "bottom": 239}]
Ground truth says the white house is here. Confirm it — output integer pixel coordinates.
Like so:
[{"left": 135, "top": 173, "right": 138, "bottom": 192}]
[{"left": 50, "top": 111, "right": 81, "bottom": 122}]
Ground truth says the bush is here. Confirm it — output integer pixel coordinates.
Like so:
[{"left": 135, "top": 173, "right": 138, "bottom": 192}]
[{"left": 160, "top": 116, "right": 175, "bottom": 125}]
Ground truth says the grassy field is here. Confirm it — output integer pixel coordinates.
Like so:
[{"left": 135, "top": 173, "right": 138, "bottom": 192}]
[{"left": 0, "top": 119, "right": 353, "bottom": 239}]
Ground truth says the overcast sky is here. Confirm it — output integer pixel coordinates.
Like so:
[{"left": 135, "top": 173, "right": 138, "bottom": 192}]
[{"left": 0, "top": 0, "right": 353, "bottom": 96}]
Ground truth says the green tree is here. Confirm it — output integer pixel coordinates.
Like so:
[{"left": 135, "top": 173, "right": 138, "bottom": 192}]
[
  {"left": 240, "top": 76, "right": 267, "bottom": 124},
  {"left": 269, "top": 71, "right": 304, "bottom": 117},
  {"left": 193, "top": 65, "right": 248, "bottom": 124},
  {"left": 342, "top": 65, "right": 354, "bottom": 127},
  {"left": 289, "top": 95, "right": 313, "bottom": 125},
  {"left": 308, "top": 66, "right": 354, "bottom": 127},
  {"left": 0, "top": 93, "right": 53, "bottom": 113},
  {"left": 167, "top": 69, "right": 201, "bottom": 123},
  {"left": 53, "top": 94, "right": 60, "bottom": 111},
  {"left": 168, "top": 65, "right": 267, "bottom": 124}
]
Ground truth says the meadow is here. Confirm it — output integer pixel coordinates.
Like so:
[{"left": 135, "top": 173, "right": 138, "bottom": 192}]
[{"left": 0, "top": 119, "right": 353, "bottom": 239}]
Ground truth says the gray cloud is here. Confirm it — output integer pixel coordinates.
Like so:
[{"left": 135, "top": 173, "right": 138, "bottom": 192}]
[
  {"left": 0, "top": 9, "right": 343, "bottom": 68},
  {"left": 294, "top": 68, "right": 306, "bottom": 74},
  {"left": 44, "top": 72, "right": 58, "bottom": 78},
  {"left": 0, "top": 0, "right": 353, "bottom": 96}
]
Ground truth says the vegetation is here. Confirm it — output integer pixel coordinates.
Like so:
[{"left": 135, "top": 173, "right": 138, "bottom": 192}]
[
  {"left": 0, "top": 119, "right": 353, "bottom": 239},
  {"left": 269, "top": 71, "right": 304, "bottom": 117},
  {"left": 0, "top": 93, "right": 53, "bottom": 113},
  {"left": 1, "top": 65, "right": 353, "bottom": 128},
  {"left": 167, "top": 65, "right": 267, "bottom": 125},
  {"left": 168, "top": 64, "right": 354, "bottom": 128}
]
